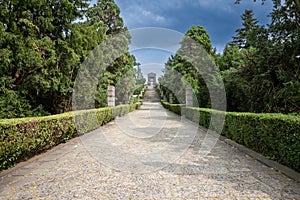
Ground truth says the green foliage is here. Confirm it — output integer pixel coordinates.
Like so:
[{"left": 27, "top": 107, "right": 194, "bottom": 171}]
[
  {"left": 0, "top": 102, "right": 142, "bottom": 171},
  {"left": 0, "top": 0, "right": 137, "bottom": 119},
  {"left": 115, "top": 55, "right": 136, "bottom": 105},
  {"left": 185, "top": 26, "right": 213, "bottom": 54},
  {"left": 130, "top": 101, "right": 142, "bottom": 111},
  {"left": 0, "top": 77, "right": 49, "bottom": 118},
  {"left": 162, "top": 101, "right": 300, "bottom": 172},
  {"left": 216, "top": 0, "right": 300, "bottom": 113},
  {"left": 216, "top": 44, "right": 244, "bottom": 71},
  {"left": 0, "top": 0, "right": 91, "bottom": 115},
  {"left": 133, "top": 84, "right": 145, "bottom": 96},
  {"left": 161, "top": 101, "right": 184, "bottom": 115},
  {"left": 232, "top": 10, "right": 260, "bottom": 49},
  {"left": 87, "top": 0, "right": 124, "bottom": 35},
  {"left": 134, "top": 63, "right": 146, "bottom": 85},
  {"left": 159, "top": 25, "right": 223, "bottom": 109},
  {"left": 159, "top": 63, "right": 185, "bottom": 104},
  {"left": 223, "top": 112, "right": 300, "bottom": 172}
]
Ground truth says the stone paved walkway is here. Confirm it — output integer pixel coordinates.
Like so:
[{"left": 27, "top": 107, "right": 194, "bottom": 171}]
[{"left": 1, "top": 86, "right": 300, "bottom": 200}]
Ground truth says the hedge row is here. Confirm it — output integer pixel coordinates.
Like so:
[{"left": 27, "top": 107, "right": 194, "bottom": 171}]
[
  {"left": 161, "top": 101, "right": 300, "bottom": 172},
  {"left": 0, "top": 102, "right": 142, "bottom": 171},
  {"left": 161, "top": 102, "right": 184, "bottom": 115}
]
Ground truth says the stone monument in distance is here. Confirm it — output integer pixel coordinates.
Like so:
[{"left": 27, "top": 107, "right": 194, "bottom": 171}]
[{"left": 147, "top": 72, "right": 156, "bottom": 86}]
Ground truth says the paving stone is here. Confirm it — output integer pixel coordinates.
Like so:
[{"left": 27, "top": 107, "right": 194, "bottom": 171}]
[
  {"left": 0, "top": 185, "right": 14, "bottom": 197},
  {"left": 199, "top": 184, "right": 234, "bottom": 198},
  {"left": 179, "top": 175, "right": 208, "bottom": 186},
  {"left": 172, "top": 185, "right": 200, "bottom": 198},
  {"left": 132, "top": 183, "right": 171, "bottom": 199},
  {"left": 7, "top": 189, "right": 36, "bottom": 200}
]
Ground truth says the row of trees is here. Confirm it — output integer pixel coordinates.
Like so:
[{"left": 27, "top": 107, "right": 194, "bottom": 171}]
[
  {"left": 0, "top": 0, "right": 145, "bottom": 119},
  {"left": 160, "top": 0, "right": 299, "bottom": 113}
]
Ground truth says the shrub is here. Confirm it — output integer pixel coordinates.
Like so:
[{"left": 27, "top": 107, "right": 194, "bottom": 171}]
[
  {"left": 161, "top": 101, "right": 184, "bottom": 115},
  {"left": 0, "top": 103, "right": 142, "bottom": 171},
  {"left": 161, "top": 101, "right": 300, "bottom": 172}
]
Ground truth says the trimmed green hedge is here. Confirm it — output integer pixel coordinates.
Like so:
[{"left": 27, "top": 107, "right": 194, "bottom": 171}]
[
  {"left": 161, "top": 101, "right": 300, "bottom": 172},
  {"left": 161, "top": 102, "right": 184, "bottom": 116},
  {"left": 0, "top": 102, "right": 142, "bottom": 171}
]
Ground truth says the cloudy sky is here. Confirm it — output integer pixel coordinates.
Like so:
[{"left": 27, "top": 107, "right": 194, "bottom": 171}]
[{"left": 113, "top": 0, "right": 273, "bottom": 77}]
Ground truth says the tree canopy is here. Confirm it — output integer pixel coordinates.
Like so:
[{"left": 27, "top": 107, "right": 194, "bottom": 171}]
[
  {"left": 222, "top": 0, "right": 300, "bottom": 113},
  {"left": 0, "top": 0, "right": 138, "bottom": 119},
  {"left": 161, "top": 0, "right": 299, "bottom": 114},
  {"left": 159, "top": 25, "right": 224, "bottom": 109}
]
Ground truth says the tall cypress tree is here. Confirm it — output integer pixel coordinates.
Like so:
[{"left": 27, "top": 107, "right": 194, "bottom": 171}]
[{"left": 232, "top": 9, "right": 260, "bottom": 49}]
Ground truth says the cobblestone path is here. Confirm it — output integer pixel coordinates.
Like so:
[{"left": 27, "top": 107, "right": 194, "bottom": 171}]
[{"left": 0, "top": 86, "right": 299, "bottom": 200}]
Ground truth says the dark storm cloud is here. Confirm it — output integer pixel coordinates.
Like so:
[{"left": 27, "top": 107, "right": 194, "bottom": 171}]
[{"left": 115, "top": 0, "right": 272, "bottom": 52}]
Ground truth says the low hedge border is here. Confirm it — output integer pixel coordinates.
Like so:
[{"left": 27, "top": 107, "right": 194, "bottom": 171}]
[
  {"left": 161, "top": 101, "right": 300, "bottom": 173},
  {"left": 0, "top": 102, "right": 142, "bottom": 171}
]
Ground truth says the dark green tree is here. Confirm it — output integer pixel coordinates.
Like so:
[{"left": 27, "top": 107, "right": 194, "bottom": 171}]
[
  {"left": 87, "top": 0, "right": 124, "bottom": 35},
  {"left": 160, "top": 26, "right": 223, "bottom": 108},
  {"left": 185, "top": 25, "right": 213, "bottom": 54},
  {"left": 227, "top": 0, "right": 300, "bottom": 113},
  {"left": 0, "top": 0, "right": 89, "bottom": 115},
  {"left": 217, "top": 44, "right": 244, "bottom": 71},
  {"left": 232, "top": 9, "right": 260, "bottom": 49},
  {"left": 0, "top": 0, "right": 137, "bottom": 118}
]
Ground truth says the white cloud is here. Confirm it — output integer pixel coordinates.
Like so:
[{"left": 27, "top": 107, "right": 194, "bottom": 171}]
[
  {"left": 140, "top": 9, "right": 166, "bottom": 23},
  {"left": 193, "top": 0, "right": 235, "bottom": 13},
  {"left": 152, "top": 0, "right": 185, "bottom": 10},
  {"left": 124, "top": 0, "right": 185, "bottom": 11},
  {"left": 118, "top": 4, "right": 169, "bottom": 28}
]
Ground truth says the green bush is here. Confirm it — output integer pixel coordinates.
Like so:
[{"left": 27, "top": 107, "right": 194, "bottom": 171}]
[
  {"left": 161, "top": 101, "right": 300, "bottom": 172},
  {"left": 161, "top": 101, "right": 184, "bottom": 115},
  {"left": 222, "top": 112, "right": 300, "bottom": 172},
  {"left": 130, "top": 101, "right": 142, "bottom": 112},
  {"left": 0, "top": 103, "right": 142, "bottom": 171},
  {"left": 133, "top": 85, "right": 145, "bottom": 95}
]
